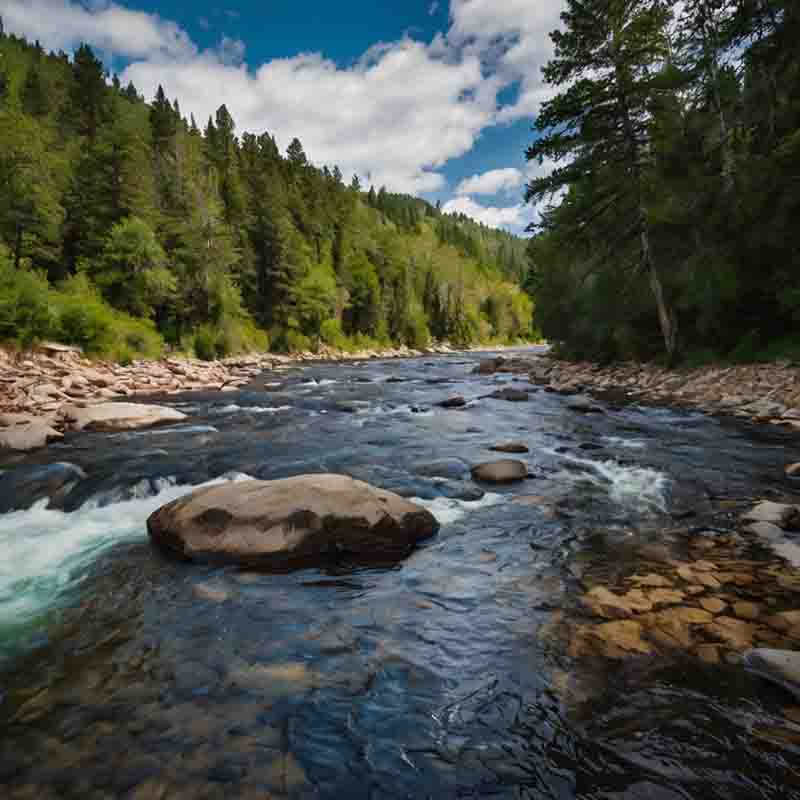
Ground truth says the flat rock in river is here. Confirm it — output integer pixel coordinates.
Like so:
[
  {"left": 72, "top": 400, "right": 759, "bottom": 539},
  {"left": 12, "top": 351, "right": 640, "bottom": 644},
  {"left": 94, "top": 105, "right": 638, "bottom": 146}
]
[
  {"left": 742, "top": 501, "right": 800, "bottom": 531},
  {"left": 62, "top": 402, "right": 187, "bottom": 432},
  {"left": 438, "top": 396, "right": 467, "bottom": 409},
  {"left": 0, "top": 420, "right": 62, "bottom": 451},
  {"left": 489, "top": 388, "right": 530, "bottom": 402},
  {"left": 745, "top": 649, "right": 800, "bottom": 700},
  {"left": 470, "top": 459, "right": 529, "bottom": 484},
  {"left": 490, "top": 442, "right": 530, "bottom": 454},
  {"left": 147, "top": 474, "right": 439, "bottom": 568}
]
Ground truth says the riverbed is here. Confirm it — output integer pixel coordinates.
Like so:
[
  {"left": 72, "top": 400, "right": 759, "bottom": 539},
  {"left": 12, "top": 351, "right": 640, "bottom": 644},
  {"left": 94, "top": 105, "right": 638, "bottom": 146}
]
[{"left": 1, "top": 347, "right": 800, "bottom": 799}]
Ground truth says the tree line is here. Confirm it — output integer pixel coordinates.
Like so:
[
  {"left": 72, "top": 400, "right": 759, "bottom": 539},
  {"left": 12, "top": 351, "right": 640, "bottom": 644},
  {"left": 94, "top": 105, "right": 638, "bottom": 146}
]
[
  {"left": 526, "top": 0, "right": 799, "bottom": 364},
  {"left": 0, "top": 30, "right": 533, "bottom": 361}
]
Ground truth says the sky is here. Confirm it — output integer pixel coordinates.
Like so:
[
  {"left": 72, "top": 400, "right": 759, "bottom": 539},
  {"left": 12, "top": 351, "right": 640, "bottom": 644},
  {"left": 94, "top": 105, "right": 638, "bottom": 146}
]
[{"left": 1, "top": 0, "right": 565, "bottom": 233}]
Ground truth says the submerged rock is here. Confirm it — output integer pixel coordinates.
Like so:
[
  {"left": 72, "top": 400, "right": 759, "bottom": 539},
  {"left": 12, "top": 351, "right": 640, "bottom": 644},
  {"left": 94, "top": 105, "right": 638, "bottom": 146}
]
[
  {"left": 473, "top": 357, "right": 505, "bottom": 375},
  {"left": 489, "top": 442, "right": 530, "bottom": 454},
  {"left": 438, "top": 396, "right": 467, "bottom": 409},
  {"left": 470, "top": 459, "right": 529, "bottom": 484},
  {"left": 62, "top": 402, "right": 187, "bottom": 432},
  {"left": 745, "top": 649, "right": 800, "bottom": 700},
  {"left": 147, "top": 474, "right": 439, "bottom": 568},
  {"left": 489, "top": 388, "right": 530, "bottom": 402},
  {"left": 0, "top": 462, "right": 87, "bottom": 512},
  {"left": 567, "top": 395, "right": 604, "bottom": 413}
]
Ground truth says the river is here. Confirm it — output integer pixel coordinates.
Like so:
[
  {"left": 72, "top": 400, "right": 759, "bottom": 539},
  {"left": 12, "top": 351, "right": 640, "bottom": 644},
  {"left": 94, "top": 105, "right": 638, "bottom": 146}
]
[{"left": 1, "top": 347, "right": 800, "bottom": 799}]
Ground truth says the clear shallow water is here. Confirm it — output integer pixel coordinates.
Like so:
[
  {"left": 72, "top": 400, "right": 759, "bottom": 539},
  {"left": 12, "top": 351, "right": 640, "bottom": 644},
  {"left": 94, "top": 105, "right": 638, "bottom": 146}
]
[{"left": 1, "top": 348, "right": 800, "bottom": 799}]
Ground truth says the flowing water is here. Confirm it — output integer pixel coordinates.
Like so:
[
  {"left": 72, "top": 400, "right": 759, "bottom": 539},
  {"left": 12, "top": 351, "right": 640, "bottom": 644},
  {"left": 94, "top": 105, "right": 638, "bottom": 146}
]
[{"left": 1, "top": 348, "right": 800, "bottom": 799}]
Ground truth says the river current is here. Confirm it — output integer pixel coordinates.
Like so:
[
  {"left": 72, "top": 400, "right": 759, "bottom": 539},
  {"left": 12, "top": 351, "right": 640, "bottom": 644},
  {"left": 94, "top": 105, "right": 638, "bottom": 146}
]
[{"left": 1, "top": 348, "right": 800, "bottom": 799}]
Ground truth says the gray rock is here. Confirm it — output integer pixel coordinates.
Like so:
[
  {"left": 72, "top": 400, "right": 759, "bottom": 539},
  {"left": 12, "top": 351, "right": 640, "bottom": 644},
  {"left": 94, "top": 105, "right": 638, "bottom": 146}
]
[
  {"left": 471, "top": 459, "right": 529, "bottom": 484},
  {"left": 414, "top": 459, "right": 471, "bottom": 480},
  {"left": 62, "top": 402, "right": 187, "bottom": 432},
  {"left": 148, "top": 474, "right": 439, "bottom": 568},
  {"left": 567, "top": 395, "right": 603, "bottom": 413},
  {"left": 742, "top": 501, "right": 800, "bottom": 531},
  {"left": 0, "top": 462, "right": 87, "bottom": 512},
  {"left": 743, "top": 521, "right": 785, "bottom": 542},
  {"left": 744, "top": 649, "right": 800, "bottom": 700}
]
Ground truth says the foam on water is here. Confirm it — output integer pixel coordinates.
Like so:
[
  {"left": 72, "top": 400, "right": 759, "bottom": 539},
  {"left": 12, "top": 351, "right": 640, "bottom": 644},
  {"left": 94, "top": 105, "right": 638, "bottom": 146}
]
[
  {"left": 0, "top": 473, "right": 252, "bottom": 630},
  {"left": 602, "top": 435, "right": 647, "bottom": 450},
  {"left": 414, "top": 493, "right": 504, "bottom": 525},
  {"left": 211, "top": 404, "right": 292, "bottom": 415},
  {"left": 549, "top": 450, "right": 669, "bottom": 513}
]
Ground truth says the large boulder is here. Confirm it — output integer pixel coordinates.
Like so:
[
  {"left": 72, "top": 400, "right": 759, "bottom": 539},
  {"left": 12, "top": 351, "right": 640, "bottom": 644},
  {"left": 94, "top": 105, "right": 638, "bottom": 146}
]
[
  {"left": 147, "top": 474, "right": 440, "bottom": 568},
  {"left": 471, "top": 459, "right": 529, "bottom": 484},
  {"left": 742, "top": 501, "right": 800, "bottom": 531},
  {"left": 62, "top": 402, "right": 187, "bottom": 432},
  {"left": 744, "top": 649, "right": 800, "bottom": 700}
]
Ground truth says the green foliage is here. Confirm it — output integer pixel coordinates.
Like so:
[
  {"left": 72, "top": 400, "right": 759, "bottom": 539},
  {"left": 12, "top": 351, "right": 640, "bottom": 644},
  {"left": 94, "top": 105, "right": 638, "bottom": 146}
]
[
  {"left": 0, "top": 30, "right": 534, "bottom": 362},
  {"left": 526, "top": 0, "right": 800, "bottom": 364}
]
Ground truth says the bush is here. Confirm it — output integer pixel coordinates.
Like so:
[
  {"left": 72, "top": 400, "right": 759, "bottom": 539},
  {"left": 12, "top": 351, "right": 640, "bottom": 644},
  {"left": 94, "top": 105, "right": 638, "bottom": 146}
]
[
  {"left": 320, "top": 318, "right": 348, "bottom": 350},
  {"left": 0, "top": 252, "right": 54, "bottom": 346},
  {"left": 193, "top": 325, "right": 219, "bottom": 361}
]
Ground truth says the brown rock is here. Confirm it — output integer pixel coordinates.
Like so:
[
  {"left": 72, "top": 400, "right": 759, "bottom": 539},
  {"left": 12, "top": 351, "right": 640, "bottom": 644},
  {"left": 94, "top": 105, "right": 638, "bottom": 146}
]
[
  {"left": 708, "top": 616, "right": 756, "bottom": 649},
  {"left": 0, "top": 421, "right": 62, "bottom": 451},
  {"left": 489, "top": 442, "right": 530, "bottom": 454},
  {"left": 438, "top": 396, "right": 467, "bottom": 409},
  {"left": 695, "top": 644, "right": 722, "bottom": 664},
  {"left": 700, "top": 597, "right": 727, "bottom": 615},
  {"left": 581, "top": 586, "right": 653, "bottom": 619},
  {"left": 648, "top": 589, "right": 686, "bottom": 607},
  {"left": 631, "top": 573, "right": 673, "bottom": 588},
  {"left": 733, "top": 601, "right": 762, "bottom": 621},
  {"left": 584, "top": 620, "right": 653, "bottom": 658},
  {"left": 470, "top": 459, "right": 529, "bottom": 484},
  {"left": 786, "top": 463, "right": 800, "bottom": 478},
  {"left": 148, "top": 474, "right": 439, "bottom": 568}
]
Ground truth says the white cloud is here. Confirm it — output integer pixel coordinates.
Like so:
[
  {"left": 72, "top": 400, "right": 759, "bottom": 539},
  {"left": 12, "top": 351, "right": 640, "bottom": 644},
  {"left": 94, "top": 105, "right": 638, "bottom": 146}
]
[
  {"left": 442, "top": 196, "right": 534, "bottom": 231},
  {"left": 122, "top": 38, "right": 496, "bottom": 194},
  {"left": 2, "top": 0, "right": 566, "bottom": 198},
  {"left": 455, "top": 167, "right": 523, "bottom": 196},
  {"left": 449, "top": 0, "right": 563, "bottom": 121},
  {"left": 0, "top": 0, "right": 195, "bottom": 60}
]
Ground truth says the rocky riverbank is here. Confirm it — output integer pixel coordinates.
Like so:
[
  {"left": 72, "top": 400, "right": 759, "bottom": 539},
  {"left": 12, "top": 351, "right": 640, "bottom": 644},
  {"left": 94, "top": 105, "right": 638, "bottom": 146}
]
[
  {"left": 0, "top": 341, "right": 455, "bottom": 451},
  {"left": 478, "top": 354, "right": 800, "bottom": 432}
]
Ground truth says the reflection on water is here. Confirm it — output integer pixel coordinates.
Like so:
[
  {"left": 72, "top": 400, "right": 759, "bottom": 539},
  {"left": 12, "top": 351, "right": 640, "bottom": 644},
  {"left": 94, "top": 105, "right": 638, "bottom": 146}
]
[{"left": 2, "top": 348, "right": 800, "bottom": 799}]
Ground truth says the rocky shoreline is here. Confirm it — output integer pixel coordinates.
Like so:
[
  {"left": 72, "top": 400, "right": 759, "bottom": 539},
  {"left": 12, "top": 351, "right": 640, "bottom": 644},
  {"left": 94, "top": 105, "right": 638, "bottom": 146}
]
[
  {"left": 0, "top": 341, "right": 457, "bottom": 452},
  {"left": 478, "top": 354, "right": 800, "bottom": 433}
]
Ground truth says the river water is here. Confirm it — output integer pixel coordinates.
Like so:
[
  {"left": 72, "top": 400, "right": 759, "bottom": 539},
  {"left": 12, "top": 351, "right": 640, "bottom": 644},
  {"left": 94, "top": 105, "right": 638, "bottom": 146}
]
[{"left": 1, "top": 348, "right": 800, "bottom": 799}]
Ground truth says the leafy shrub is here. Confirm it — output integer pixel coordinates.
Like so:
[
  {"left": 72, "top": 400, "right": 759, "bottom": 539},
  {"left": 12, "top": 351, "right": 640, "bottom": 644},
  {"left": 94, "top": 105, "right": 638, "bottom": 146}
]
[
  {"left": 0, "top": 251, "right": 54, "bottom": 346},
  {"left": 193, "top": 325, "right": 219, "bottom": 361}
]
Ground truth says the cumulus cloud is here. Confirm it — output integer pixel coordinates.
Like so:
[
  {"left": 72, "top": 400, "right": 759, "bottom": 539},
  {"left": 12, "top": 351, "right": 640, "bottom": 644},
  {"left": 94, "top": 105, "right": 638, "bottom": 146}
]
[
  {"left": 1, "top": 0, "right": 195, "bottom": 60},
  {"left": 455, "top": 167, "right": 523, "bottom": 196},
  {"left": 3, "top": 0, "right": 565, "bottom": 197},
  {"left": 449, "top": 0, "right": 563, "bottom": 121},
  {"left": 442, "top": 196, "right": 534, "bottom": 231}
]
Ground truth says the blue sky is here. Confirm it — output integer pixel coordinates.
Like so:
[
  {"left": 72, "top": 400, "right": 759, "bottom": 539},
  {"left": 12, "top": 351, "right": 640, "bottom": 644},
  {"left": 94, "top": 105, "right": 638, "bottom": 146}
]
[{"left": 3, "top": 0, "right": 564, "bottom": 231}]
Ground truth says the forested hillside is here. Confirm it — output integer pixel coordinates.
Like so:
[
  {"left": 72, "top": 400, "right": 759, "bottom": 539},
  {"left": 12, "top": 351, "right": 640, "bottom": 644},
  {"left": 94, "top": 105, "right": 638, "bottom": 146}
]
[
  {"left": 0, "top": 31, "right": 533, "bottom": 361},
  {"left": 526, "top": 0, "right": 799, "bottom": 364}
]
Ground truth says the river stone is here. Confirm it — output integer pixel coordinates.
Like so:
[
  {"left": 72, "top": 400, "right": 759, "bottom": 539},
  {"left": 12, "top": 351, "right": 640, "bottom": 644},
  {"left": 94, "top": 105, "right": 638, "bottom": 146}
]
[
  {"left": 0, "top": 420, "right": 62, "bottom": 451},
  {"left": 470, "top": 459, "right": 529, "bottom": 484},
  {"left": 62, "top": 402, "right": 187, "bottom": 432},
  {"left": 147, "top": 474, "right": 439, "bottom": 568},
  {"left": 745, "top": 649, "right": 800, "bottom": 700},
  {"left": 786, "top": 463, "right": 800, "bottom": 478},
  {"left": 490, "top": 442, "right": 530, "bottom": 454},
  {"left": 489, "top": 388, "right": 529, "bottom": 402},
  {"left": 742, "top": 501, "right": 800, "bottom": 531},
  {"left": 0, "top": 462, "right": 87, "bottom": 512},
  {"left": 568, "top": 395, "right": 603, "bottom": 413},
  {"left": 473, "top": 357, "right": 504, "bottom": 375},
  {"left": 438, "top": 396, "right": 467, "bottom": 409}
]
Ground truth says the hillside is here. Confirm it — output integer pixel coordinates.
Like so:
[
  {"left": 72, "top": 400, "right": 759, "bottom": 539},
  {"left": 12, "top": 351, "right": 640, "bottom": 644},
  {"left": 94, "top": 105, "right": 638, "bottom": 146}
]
[{"left": 0, "top": 32, "right": 534, "bottom": 361}]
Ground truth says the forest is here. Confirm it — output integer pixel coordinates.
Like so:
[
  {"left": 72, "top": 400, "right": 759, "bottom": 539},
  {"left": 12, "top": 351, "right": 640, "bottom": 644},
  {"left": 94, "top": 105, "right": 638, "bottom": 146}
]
[
  {"left": 526, "top": 0, "right": 799, "bottom": 364},
  {"left": 0, "top": 30, "right": 533, "bottom": 361}
]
